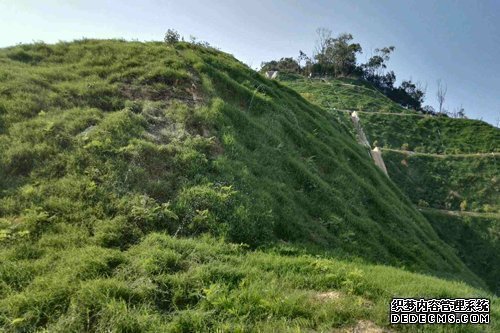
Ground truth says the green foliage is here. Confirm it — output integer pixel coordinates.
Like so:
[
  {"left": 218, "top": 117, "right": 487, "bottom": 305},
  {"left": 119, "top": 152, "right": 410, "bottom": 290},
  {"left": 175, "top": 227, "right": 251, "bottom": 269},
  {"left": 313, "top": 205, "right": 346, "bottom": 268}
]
[
  {"left": 422, "top": 209, "right": 500, "bottom": 294},
  {"left": 260, "top": 57, "right": 301, "bottom": 74},
  {"left": 0, "top": 233, "right": 498, "bottom": 332},
  {"left": 383, "top": 151, "right": 499, "bottom": 213},
  {"left": 361, "top": 113, "right": 500, "bottom": 154},
  {"left": 164, "top": 29, "right": 181, "bottom": 44},
  {"left": 282, "top": 76, "right": 407, "bottom": 113},
  {"left": 312, "top": 29, "right": 362, "bottom": 77},
  {"left": 0, "top": 39, "right": 496, "bottom": 331}
]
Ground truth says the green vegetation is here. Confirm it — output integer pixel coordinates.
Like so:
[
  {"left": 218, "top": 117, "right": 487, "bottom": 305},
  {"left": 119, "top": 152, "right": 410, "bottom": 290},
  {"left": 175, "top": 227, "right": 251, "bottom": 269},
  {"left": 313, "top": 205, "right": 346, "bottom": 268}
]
[
  {"left": 262, "top": 28, "right": 427, "bottom": 110},
  {"left": 422, "top": 209, "right": 500, "bottom": 294},
  {"left": 0, "top": 39, "right": 475, "bottom": 273},
  {"left": 276, "top": 73, "right": 499, "bottom": 302},
  {"left": 383, "top": 150, "right": 499, "bottom": 213},
  {"left": 2, "top": 233, "right": 498, "bottom": 332},
  {"left": 360, "top": 113, "right": 500, "bottom": 153},
  {"left": 280, "top": 75, "right": 407, "bottom": 113},
  {"left": 0, "top": 39, "right": 497, "bottom": 331}
]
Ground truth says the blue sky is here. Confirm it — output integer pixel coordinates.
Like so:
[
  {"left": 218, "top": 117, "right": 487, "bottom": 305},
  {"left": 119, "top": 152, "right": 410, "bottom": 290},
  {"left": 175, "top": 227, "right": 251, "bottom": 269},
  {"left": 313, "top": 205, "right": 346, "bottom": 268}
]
[{"left": 1, "top": 0, "right": 499, "bottom": 125}]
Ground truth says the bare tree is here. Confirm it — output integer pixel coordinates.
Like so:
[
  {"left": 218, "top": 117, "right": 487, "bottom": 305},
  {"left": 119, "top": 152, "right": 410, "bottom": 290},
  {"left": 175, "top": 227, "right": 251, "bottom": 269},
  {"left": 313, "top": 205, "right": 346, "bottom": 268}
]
[
  {"left": 313, "top": 28, "right": 332, "bottom": 65},
  {"left": 416, "top": 81, "right": 427, "bottom": 98},
  {"left": 436, "top": 79, "right": 447, "bottom": 113}
]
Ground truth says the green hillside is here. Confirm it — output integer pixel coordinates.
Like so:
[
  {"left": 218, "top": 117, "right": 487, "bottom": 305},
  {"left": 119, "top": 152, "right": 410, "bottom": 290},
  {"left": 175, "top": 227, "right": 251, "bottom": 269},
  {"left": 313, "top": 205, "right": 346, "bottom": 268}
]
[
  {"left": 383, "top": 150, "right": 499, "bottom": 213},
  {"left": 279, "top": 75, "right": 500, "bottom": 292},
  {"left": 421, "top": 209, "right": 500, "bottom": 294},
  {"left": 360, "top": 112, "right": 500, "bottom": 154},
  {"left": 278, "top": 74, "right": 499, "bottom": 213},
  {"left": 280, "top": 75, "right": 408, "bottom": 113},
  {"left": 0, "top": 40, "right": 497, "bottom": 331}
]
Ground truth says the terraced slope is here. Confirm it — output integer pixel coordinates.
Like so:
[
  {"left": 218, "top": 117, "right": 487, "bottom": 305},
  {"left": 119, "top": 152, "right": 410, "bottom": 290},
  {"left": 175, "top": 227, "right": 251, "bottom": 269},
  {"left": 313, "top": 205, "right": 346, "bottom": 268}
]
[
  {"left": 0, "top": 40, "right": 495, "bottom": 331},
  {"left": 421, "top": 209, "right": 500, "bottom": 294},
  {"left": 358, "top": 112, "right": 499, "bottom": 213},
  {"left": 280, "top": 74, "right": 408, "bottom": 113},
  {"left": 373, "top": 119, "right": 500, "bottom": 294},
  {"left": 281, "top": 77, "right": 499, "bottom": 212},
  {"left": 281, "top": 75, "right": 500, "bottom": 295},
  {"left": 383, "top": 150, "right": 499, "bottom": 213},
  {"left": 360, "top": 112, "right": 500, "bottom": 154}
]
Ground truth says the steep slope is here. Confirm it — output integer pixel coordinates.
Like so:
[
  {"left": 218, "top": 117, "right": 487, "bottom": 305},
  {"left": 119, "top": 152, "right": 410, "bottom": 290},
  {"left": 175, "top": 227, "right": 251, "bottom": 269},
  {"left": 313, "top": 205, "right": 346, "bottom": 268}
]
[
  {"left": 0, "top": 40, "right": 496, "bottom": 331},
  {"left": 283, "top": 76, "right": 500, "bottom": 294},
  {"left": 421, "top": 209, "right": 500, "bottom": 294},
  {"left": 360, "top": 112, "right": 500, "bottom": 154},
  {"left": 0, "top": 39, "right": 475, "bottom": 275},
  {"left": 383, "top": 151, "right": 499, "bottom": 212},
  {"left": 281, "top": 74, "right": 408, "bottom": 113}
]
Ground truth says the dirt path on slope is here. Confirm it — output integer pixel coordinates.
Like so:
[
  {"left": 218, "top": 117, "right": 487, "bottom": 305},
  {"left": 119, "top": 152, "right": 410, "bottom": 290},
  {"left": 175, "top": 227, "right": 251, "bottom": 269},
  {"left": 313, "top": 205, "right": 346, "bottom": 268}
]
[
  {"left": 418, "top": 207, "right": 500, "bottom": 218},
  {"left": 350, "top": 111, "right": 371, "bottom": 148},
  {"left": 330, "top": 108, "right": 427, "bottom": 117},
  {"left": 381, "top": 148, "right": 500, "bottom": 158}
]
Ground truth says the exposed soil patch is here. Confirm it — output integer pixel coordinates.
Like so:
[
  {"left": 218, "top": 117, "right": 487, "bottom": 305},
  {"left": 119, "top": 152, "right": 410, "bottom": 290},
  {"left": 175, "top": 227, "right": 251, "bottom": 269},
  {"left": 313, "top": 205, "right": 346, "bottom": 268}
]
[{"left": 315, "top": 291, "right": 343, "bottom": 301}]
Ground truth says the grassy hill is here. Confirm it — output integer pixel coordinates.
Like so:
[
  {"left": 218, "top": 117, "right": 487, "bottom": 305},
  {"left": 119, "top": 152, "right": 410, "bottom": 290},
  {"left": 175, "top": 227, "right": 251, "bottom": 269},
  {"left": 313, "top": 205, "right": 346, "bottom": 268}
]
[
  {"left": 383, "top": 150, "right": 499, "bottom": 213},
  {"left": 279, "top": 75, "right": 500, "bottom": 293},
  {"left": 280, "top": 74, "right": 408, "bottom": 113},
  {"left": 0, "top": 40, "right": 497, "bottom": 331},
  {"left": 421, "top": 209, "right": 500, "bottom": 294},
  {"left": 360, "top": 112, "right": 500, "bottom": 154}
]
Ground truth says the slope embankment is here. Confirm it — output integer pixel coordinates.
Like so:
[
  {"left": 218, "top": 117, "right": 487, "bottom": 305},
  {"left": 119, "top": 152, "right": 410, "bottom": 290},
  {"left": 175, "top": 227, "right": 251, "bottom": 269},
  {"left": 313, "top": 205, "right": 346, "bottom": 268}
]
[
  {"left": 0, "top": 41, "right": 495, "bottom": 331},
  {"left": 277, "top": 76, "right": 499, "bottom": 295},
  {"left": 0, "top": 40, "right": 482, "bottom": 278}
]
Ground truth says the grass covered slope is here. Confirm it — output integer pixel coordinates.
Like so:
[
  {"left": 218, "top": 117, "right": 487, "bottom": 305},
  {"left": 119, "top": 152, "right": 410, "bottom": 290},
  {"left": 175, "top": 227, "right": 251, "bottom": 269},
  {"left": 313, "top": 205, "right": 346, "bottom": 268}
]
[
  {"left": 360, "top": 113, "right": 500, "bottom": 154},
  {"left": 0, "top": 39, "right": 476, "bottom": 273},
  {"left": 267, "top": 74, "right": 500, "bottom": 297},
  {"left": 0, "top": 40, "right": 493, "bottom": 330},
  {"left": 280, "top": 74, "right": 407, "bottom": 113},
  {"left": 421, "top": 209, "right": 500, "bottom": 294},
  {"left": 383, "top": 150, "right": 499, "bottom": 213},
  {"left": 1, "top": 233, "right": 498, "bottom": 332}
]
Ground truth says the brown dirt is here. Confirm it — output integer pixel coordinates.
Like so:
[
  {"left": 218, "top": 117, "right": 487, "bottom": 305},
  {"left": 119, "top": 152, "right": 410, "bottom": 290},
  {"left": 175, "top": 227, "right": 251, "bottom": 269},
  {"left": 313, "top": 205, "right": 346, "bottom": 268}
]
[{"left": 315, "top": 291, "right": 343, "bottom": 301}]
